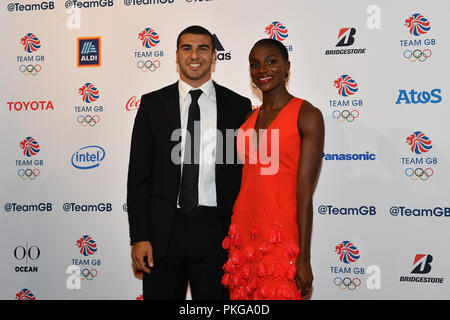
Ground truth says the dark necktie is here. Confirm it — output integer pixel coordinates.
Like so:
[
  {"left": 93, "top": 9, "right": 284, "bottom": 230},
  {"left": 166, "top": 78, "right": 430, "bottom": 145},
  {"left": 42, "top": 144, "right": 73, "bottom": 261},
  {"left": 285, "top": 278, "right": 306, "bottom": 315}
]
[{"left": 179, "top": 89, "right": 202, "bottom": 213}]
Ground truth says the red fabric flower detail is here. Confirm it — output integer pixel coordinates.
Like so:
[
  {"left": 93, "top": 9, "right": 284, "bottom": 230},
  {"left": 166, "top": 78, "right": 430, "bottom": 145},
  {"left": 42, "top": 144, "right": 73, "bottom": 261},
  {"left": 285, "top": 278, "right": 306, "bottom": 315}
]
[
  {"left": 259, "top": 241, "right": 270, "bottom": 256},
  {"left": 257, "top": 262, "right": 266, "bottom": 279},
  {"left": 244, "top": 245, "right": 255, "bottom": 262},
  {"left": 285, "top": 242, "right": 299, "bottom": 258},
  {"left": 287, "top": 265, "right": 297, "bottom": 279},
  {"left": 250, "top": 225, "right": 260, "bottom": 240},
  {"left": 273, "top": 263, "right": 286, "bottom": 279},
  {"left": 222, "top": 236, "right": 230, "bottom": 250},
  {"left": 230, "top": 251, "right": 241, "bottom": 268},
  {"left": 221, "top": 273, "right": 230, "bottom": 286},
  {"left": 242, "top": 264, "right": 251, "bottom": 280},
  {"left": 269, "top": 223, "right": 282, "bottom": 246}
]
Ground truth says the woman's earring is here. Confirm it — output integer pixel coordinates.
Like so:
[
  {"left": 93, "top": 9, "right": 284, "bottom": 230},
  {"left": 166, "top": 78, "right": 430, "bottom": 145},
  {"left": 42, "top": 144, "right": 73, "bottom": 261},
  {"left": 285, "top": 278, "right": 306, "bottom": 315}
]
[
  {"left": 284, "top": 72, "right": 290, "bottom": 82},
  {"left": 252, "top": 82, "right": 259, "bottom": 89}
]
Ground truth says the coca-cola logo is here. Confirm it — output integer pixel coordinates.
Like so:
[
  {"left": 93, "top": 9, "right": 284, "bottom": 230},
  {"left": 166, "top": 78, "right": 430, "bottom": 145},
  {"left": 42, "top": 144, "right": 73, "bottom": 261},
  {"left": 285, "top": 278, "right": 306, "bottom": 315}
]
[{"left": 126, "top": 96, "right": 140, "bottom": 111}]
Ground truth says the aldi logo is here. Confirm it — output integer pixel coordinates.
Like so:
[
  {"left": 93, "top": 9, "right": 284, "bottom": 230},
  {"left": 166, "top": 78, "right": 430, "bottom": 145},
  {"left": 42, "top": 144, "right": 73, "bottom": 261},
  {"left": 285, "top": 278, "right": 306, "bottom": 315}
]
[{"left": 77, "top": 37, "right": 101, "bottom": 67}]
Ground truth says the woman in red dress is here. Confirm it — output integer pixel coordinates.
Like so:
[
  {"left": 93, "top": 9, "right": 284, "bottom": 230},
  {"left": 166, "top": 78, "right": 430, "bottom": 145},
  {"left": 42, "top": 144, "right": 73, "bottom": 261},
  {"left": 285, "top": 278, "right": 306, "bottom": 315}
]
[{"left": 222, "top": 39, "right": 324, "bottom": 300}]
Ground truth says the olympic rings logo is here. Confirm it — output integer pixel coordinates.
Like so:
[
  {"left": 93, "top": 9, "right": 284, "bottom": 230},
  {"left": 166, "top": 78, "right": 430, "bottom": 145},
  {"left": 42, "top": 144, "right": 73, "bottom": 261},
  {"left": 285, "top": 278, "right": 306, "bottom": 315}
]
[
  {"left": 137, "top": 60, "right": 160, "bottom": 72},
  {"left": 77, "top": 115, "right": 100, "bottom": 127},
  {"left": 19, "top": 64, "right": 41, "bottom": 76},
  {"left": 333, "top": 277, "right": 361, "bottom": 290},
  {"left": 405, "top": 167, "right": 434, "bottom": 181},
  {"left": 74, "top": 268, "right": 98, "bottom": 281},
  {"left": 403, "top": 49, "right": 432, "bottom": 62},
  {"left": 18, "top": 169, "right": 40, "bottom": 180},
  {"left": 332, "top": 109, "right": 359, "bottom": 122}
]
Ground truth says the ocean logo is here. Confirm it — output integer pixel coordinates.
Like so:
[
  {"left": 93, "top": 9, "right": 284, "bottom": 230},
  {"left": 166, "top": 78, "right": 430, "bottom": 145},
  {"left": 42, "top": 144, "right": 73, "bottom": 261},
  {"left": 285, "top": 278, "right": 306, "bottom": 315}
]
[
  {"left": 138, "top": 28, "right": 160, "bottom": 48},
  {"left": 76, "top": 235, "right": 98, "bottom": 256},
  {"left": 71, "top": 145, "right": 106, "bottom": 170},
  {"left": 78, "top": 83, "right": 99, "bottom": 103},
  {"left": 333, "top": 75, "right": 358, "bottom": 97},
  {"left": 20, "top": 33, "right": 41, "bottom": 53},
  {"left": 405, "top": 13, "right": 431, "bottom": 36},
  {"left": 335, "top": 241, "right": 360, "bottom": 264},
  {"left": 19, "top": 137, "right": 40, "bottom": 157},
  {"left": 265, "top": 21, "right": 288, "bottom": 41},
  {"left": 16, "top": 289, "right": 36, "bottom": 300},
  {"left": 406, "top": 131, "right": 432, "bottom": 154}
]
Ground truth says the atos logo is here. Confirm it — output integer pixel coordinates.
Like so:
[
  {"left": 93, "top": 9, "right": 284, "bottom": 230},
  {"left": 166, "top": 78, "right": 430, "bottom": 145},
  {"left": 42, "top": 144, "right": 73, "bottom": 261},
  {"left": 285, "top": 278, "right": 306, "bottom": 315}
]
[
  {"left": 71, "top": 145, "right": 105, "bottom": 169},
  {"left": 76, "top": 235, "right": 98, "bottom": 256},
  {"left": 20, "top": 33, "right": 41, "bottom": 53},
  {"left": 15, "top": 288, "right": 36, "bottom": 300},
  {"left": 333, "top": 75, "right": 358, "bottom": 97},
  {"left": 79, "top": 83, "right": 99, "bottom": 103},
  {"left": 20, "top": 137, "right": 40, "bottom": 157},
  {"left": 395, "top": 89, "right": 442, "bottom": 104},
  {"left": 406, "top": 131, "right": 432, "bottom": 155},
  {"left": 265, "top": 21, "right": 288, "bottom": 41},
  {"left": 405, "top": 13, "right": 431, "bottom": 36},
  {"left": 335, "top": 241, "right": 360, "bottom": 264},
  {"left": 138, "top": 27, "right": 160, "bottom": 48}
]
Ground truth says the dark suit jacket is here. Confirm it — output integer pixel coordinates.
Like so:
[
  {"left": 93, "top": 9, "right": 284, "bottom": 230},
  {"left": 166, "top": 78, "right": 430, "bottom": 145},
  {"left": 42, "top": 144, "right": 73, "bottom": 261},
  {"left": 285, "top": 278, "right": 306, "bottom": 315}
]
[{"left": 127, "top": 81, "right": 252, "bottom": 260}]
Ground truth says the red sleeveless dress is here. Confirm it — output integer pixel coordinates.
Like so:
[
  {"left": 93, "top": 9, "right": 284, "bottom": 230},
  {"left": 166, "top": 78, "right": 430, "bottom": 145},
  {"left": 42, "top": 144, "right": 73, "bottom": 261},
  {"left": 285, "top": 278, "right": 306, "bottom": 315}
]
[{"left": 222, "top": 97, "right": 303, "bottom": 300}]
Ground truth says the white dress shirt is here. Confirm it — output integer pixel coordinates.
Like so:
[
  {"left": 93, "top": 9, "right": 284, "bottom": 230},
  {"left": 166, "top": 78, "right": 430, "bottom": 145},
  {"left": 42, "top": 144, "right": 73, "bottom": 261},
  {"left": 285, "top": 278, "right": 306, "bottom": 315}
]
[{"left": 178, "top": 78, "right": 217, "bottom": 207}]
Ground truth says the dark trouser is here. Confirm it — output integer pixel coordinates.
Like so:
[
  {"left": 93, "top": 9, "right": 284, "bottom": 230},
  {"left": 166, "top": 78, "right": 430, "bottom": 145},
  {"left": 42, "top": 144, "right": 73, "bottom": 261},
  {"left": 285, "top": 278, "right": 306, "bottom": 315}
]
[{"left": 143, "top": 206, "right": 228, "bottom": 300}]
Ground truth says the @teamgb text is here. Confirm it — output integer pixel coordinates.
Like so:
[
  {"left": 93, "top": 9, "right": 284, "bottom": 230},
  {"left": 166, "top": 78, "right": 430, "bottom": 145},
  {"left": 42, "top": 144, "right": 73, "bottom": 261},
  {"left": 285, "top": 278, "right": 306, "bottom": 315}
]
[
  {"left": 170, "top": 126, "right": 281, "bottom": 175},
  {"left": 390, "top": 206, "right": 450, "bottom": 217}
]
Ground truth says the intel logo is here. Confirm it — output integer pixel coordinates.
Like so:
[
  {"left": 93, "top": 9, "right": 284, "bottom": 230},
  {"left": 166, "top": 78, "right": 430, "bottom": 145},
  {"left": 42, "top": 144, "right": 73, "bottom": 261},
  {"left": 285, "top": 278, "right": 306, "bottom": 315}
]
[{"left": 71, "top": 145, "right": 105, "bottom": 169}]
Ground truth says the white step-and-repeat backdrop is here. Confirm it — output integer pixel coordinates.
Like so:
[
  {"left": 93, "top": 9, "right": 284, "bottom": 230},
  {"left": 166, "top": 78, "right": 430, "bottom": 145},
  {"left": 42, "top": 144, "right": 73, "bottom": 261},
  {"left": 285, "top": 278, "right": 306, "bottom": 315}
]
[{"left": 1, "top": 0, "right": 449, "bottom": 300}]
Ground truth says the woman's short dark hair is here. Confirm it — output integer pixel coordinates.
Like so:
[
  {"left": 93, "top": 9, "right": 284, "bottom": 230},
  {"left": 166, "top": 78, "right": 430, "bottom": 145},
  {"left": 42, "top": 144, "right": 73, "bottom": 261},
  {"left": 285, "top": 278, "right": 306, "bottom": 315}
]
[
  {"left": 250, "top": 38, "right": 289, "bottom": 61},
  {"left": 177, "top": 25, "right": 216, "bottom": 51}
]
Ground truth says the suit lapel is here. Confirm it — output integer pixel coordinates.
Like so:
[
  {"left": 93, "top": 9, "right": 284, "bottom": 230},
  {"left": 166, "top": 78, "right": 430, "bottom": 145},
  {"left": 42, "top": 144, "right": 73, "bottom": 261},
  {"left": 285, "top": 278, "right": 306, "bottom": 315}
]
[
  {"left": 164, "top": 82, "right": 182, "bottom": 184},
  {"left": 214, "top": 82, "right": 229, "bottom": 191},
  {"left": 214, "top": 82, "right": 227, "bottom": 143}
]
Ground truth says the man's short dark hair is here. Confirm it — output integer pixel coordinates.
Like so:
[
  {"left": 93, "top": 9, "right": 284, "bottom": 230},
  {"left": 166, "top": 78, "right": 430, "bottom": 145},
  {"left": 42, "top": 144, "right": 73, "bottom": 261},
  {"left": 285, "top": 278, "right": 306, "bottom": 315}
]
[{"left": 176, "top": 25, "right": 216, "bottom": 51}]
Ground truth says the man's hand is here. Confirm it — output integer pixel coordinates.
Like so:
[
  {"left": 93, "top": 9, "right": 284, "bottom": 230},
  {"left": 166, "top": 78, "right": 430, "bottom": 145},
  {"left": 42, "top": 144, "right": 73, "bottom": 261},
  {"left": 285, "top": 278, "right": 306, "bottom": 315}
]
[{"left": 131, "top": 241, "right": 153, "bottom": 274}]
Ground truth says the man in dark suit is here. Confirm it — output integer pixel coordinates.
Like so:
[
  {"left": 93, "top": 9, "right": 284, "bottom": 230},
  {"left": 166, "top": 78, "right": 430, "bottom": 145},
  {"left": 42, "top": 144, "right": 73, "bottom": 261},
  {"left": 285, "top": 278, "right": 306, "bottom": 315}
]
[{"left": 127, "top": 25, "right": 251, "bottom": 300}]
